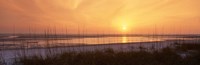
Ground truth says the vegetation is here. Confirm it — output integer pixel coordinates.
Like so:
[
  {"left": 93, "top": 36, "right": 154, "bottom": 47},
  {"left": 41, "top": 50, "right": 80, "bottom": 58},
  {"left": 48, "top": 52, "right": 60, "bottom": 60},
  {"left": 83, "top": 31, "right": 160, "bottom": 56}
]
[
  {"left": 0, "top": 54, "right": 5, "bottom": 65},
  {"left": 11, "top": 43, "right": 200, "bottom": 65}
]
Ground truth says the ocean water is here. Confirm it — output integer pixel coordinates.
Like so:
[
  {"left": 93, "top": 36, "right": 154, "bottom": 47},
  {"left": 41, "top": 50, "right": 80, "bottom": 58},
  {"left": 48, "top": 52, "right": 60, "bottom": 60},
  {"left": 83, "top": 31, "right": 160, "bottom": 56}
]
[{"left": 0, "top": 34, "right": 198, "bottom": 50}]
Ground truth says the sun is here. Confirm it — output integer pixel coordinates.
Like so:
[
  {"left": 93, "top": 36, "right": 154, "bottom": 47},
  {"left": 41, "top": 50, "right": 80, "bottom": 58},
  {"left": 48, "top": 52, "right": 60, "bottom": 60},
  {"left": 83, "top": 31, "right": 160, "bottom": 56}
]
[
  {"left": 111, "top": 17, "right": 133, "bottom": 33},
  {"left": 121, "top": 24, "right": 128, "bottom": 33},
  {"left": 122, "top": 25, "right": 127, "bottom": 31}
]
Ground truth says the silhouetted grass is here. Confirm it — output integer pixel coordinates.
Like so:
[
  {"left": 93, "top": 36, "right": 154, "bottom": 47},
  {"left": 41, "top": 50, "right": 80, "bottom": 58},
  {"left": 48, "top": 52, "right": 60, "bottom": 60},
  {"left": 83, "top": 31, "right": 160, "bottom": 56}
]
[
  {"left": 0, "top": 54, "right": 6, "bottom": 65},
  {"left": 13, "top": 45, "right": 200, "bottom": 65}
]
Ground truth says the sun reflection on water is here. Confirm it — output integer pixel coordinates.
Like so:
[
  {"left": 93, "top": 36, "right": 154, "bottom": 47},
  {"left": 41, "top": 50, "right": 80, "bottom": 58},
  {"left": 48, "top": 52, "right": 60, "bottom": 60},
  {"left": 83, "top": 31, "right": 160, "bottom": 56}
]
[{"left": 122, "top": 36, "right": 127, "bottom": 43}]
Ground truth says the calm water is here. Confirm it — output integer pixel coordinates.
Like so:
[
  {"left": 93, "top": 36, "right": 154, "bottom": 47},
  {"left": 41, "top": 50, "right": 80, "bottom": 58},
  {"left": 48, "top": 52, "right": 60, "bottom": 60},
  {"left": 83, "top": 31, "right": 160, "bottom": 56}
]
[
  {"left": 0, "top": 35, "right": 197, "bottom": 49},
  {"left": 0, "top": 34, "right": 199, "bottom": 49}
]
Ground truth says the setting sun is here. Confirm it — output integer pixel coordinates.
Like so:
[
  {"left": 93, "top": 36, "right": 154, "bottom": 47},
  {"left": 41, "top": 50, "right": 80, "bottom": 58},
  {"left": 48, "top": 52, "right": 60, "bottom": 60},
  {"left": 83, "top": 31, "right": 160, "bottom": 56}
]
[{"left": 122, "top": 25, "right": 127, "bottom": 31}]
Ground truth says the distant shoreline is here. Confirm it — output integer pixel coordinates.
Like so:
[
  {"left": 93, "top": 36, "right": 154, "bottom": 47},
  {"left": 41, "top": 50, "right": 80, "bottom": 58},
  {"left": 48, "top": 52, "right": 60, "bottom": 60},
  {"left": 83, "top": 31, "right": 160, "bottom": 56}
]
[{"left": 0, "top": 34, "right": 200, "bottom": 42}]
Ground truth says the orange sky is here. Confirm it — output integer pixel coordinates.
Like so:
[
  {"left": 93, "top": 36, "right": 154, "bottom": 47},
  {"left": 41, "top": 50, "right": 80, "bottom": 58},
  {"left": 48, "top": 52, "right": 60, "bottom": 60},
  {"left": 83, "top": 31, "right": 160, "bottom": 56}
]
[{"left": 0, "top": 0, "right": 200, "bottom": 34}]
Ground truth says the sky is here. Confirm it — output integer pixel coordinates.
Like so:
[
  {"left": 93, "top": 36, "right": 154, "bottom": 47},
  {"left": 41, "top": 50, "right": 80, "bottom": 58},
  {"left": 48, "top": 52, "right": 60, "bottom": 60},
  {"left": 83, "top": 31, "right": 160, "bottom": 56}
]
[{"left": 0, "top": 0, "right": 200, "bottom": 34}]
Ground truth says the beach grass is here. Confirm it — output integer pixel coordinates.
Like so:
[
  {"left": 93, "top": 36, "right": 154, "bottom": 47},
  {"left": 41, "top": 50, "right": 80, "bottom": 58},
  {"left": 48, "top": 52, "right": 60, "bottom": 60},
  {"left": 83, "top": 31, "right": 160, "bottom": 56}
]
[{"left": 12, "top": 43, "right": 200, "bottom": 65}]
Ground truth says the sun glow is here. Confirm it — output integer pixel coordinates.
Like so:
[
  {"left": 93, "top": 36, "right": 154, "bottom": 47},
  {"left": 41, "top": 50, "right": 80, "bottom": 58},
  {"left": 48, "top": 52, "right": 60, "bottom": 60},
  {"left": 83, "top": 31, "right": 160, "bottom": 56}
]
[{"left": 122, "top": 25, "right": 127, "bottom": 31}]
